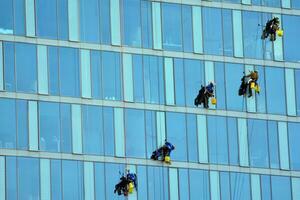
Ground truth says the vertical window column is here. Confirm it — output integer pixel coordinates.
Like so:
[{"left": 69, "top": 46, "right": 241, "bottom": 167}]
[
  {"left": 0, "top": 42, "right": 3, "bottom": 91},
  {"left": 192, "top": 6, "right": 203, "bottom": 54},
  {"left": 123, "top": 53, "right": 134, "bottom": 102},
  {"left": 37, "top": 45, "right": 49, "bottom": 95},
  {"left": 127, "top": 165, "right": 137, "bottom": 200},
  {"left": 80, "top": 49, "right": 92, "bottom": 98},
  {"left": 251, "top": 174, "right": 261, "bottom": 200},
  {"left": 285, "top": 68, "right": 296, "bottom": 116},
  {"left": 72, "top": 104, "right": 82, "bottom": 154},
  {"left": 156, "top": 111, "right": 166, "bottom": 146},
  {"left": 152, "top": 2, "right": 162, "bottom": 50},
  {"left": 40, "top": 159, "right": 50, "bottom": 200},
  {"left": 205, "top": 61, "right": 215, "bottom": 109},
  {"left": 114, "top": 107, "right": 125, "bottom": 157},
  {"left": 273, "top": 14, "right": 283, "bottom": 61},
  {"left": 292, "top": 178, "right": 300, "bottom": 200},
  {"left": 0, "top": 156, "right": 5, "bottom": 200},
  {"left": 25, "top": 0, "right": 36, "bottom": 37},
  {"left": 169, "top": 168, "right": 179, "bottom": 200},
  {"left": 84, "top": 162, "right": 95, "bottom": 200},
  {"left": 238, "top": 118, "right": 249, "bottom": 167},
  {"left": 278, "top": 122, "right": 290, "bottom": 170},
  {"left": 233, "top": 10, "right": 244, "bottom": 58},
  {"left": 210, "top": 171, "right": 220, "bottom": 200},
  {"left": 245, "top": 65, "right": 256, "bottom": 113},
  {"left": 68, "top": 0, "right": 79, "bottom": 41},
  {"left": 29, "top": 101, "right": 38, "bottom": 151},
  {"left": 197, "top": 115, "right": 208, "bottom": 163},
  {"left": 164, "top": 58, "right": 175, "bottom": 105},
  {"left": 282, "top": 0, "right": 291, "bottom": 8},
  {"left": 110, "top": 0, "right": 121, "bottom": 45}
]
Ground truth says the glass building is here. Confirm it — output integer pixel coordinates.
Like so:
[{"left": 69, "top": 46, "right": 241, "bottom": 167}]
[{"left": 0, "top": 0, "right": 300, "bottom": 199}]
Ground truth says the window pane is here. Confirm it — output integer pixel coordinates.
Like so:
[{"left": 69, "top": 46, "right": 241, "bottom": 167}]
[
  {"left": 16, "top": 100, "right": 28, "bottom": 149},
  {"left": 51, "top": 160, "right": 62, "bottom": 200},
  {"left": 137, "top": 166, "right": 148, "bottom": 200},
  {"left": 255, "top": 66, "right": 266, "bottom": 113},
  {"left": 95, "top": 163, "right": 105, "bottom": 200},
  {"left": 288, "top": 123, "right": 300, "bottom": 170},
  {"left": 91, "top": 50, "right": 102, "bottom": 99},
  {"left": 57, "top": 0, "right": 68, "bottom": 40},
  {"left": 145, "top": 111, "right": 157, "bottom": 158},
  {"left": 220, "top": 172, "right": 231, "bottom": 200},
  {"left": 189, "top": 169, "right": 210, "bottom": 200},
  {"left": 99, "top": 0, "right": 111, "bottom": 44},
  {"left": 133, "top": 54, "right": 144, "bottom": 102},
  {"left": 187, "top": 114, "right": 198, "bottom": 162},
  {"left": 147, "top": 166, "right": 169, "bottom": 200},
  {"left": 14, "top": 0, "right": 26, "bottom": 36},
  {"left": 227, "top": 117, "right": 239, "bottom": 165},
  {"left": 222, "top": 9, "right": 234, "bottom": 56},
  {"left": 174, "top": 58, "right": 185, "bottom": 106},
  {"left": 0, "top": 0, "right": 13, "bottom": 34},
  {"left": 261, "top": 175, "right": 271, "bottom": 200},
  {"left": 271, "top": 176, "right": 292, "bottom": 200},
  {"left": 4, "top": 42, "right": 15, "bottom": 92},
  {"left": 103, "top": 107, "right": 115, "bottom": 156},
  {"left": 105, "top": 163, "right": 125, "bottom": 200},
  {"left": 141, "top": 0, "right": 153, "bottom": 48},
  {"left": 0, "top": 98, "right": 16, "bottom": 149},
  {"left": 125, "top": 109, "right": 146, "bottom": 158},
  {"left": 296, "top": 70, "right": 300, "bottom": 116},
  {"left": 48, "top": 46, "right": 59, "bottom": 95},
  {"left": 182, "top": 5, "right": 193, "bottom": 52},
  {"left": 215, "top": 62, "right": 226, "bottom": 109},
  {"left": 230, "top": 173, "right": 251, "bottom": 200},
  {"left": 15, "top": 43, "right": 37, "bottom": 93},
  {"left": 178, "top": 169, "right": 189, "bottom": 200},
  {"left": 6, "top": 157, "right": 17, "bottom": 200},
  {"left": 60, "top": 103, "right": 72, "bottom": 153},
  {"left": 268, "top": 121, "right": 279, "bottom": 169},
  {"left": 283, "top": 15, "right": 300, "bottom": 62}
]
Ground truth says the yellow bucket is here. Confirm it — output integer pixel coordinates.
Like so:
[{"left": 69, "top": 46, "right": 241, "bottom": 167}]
[
  {"left": 128, "top": 182, "right": 134, "bottom": 193},
  {"left": 250, "top": 82, "right": 255, "bottom": 89},
  {"left": 277, "top": 29, "right": 283, "bottom": 37},
  {"left": 164, "top": 156, "right": 171, "bottom": 163},
  {"left": 211, "top": 97, "right": 217, "bottom": 105},
  {"left": 255, "top": 85, "right": 260, "bottom": 93}
]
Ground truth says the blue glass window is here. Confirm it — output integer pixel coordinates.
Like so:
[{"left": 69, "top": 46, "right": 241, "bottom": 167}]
[
  {"left": 13, "top": 0, "right": 26, "bottom": 36},
  {"left": 16, "top": 100, "right": 28, "bottom": 150},
  {"left": 292, "top": 0, "right": 300, "bottom": 9},
  {"left": 178, "top": 169, "right": 189, "bottom": 200},
  {"left": 3, "top": 42, "right": 15, "bottom": 92},
  {"left": 48, "top": 46, "right": 59, "bottom": 96},
  {"left": 147, "top": 166, "right": 169, "bottom": 200},
  {"left": 60, "top": 103, "right": 72, "bottom": 153},
  {"left": 15, "top": 43, "right": 37, "bottom": 93},
  {"left": 261, "top": 0, "right": 280, "bottom": 7},
  {"left": 296, "top": 70, "right": 300, "bottom": 116},
  {"left": 94, "top": 163, "right": 105, "bottom": 200},
  {"left": 125, "top": 109, "right": 146, "bottom": 158},
  {"left": 99, "top": 0, "right": 111, "bottom": 44},
  {"left": 166, "top": 112, "right": 187, "bottom": 161},
  {"left": 141, "top": 0, "right": 153, "bottom": 49},
  {"left": 187, "top": 114, "right": 198, "bottom": 162},
  {"left": 182, "top": 5, "right": 193, "bottom": 52},
  {"left": 248, "top": 119, "right": 269, "bottom": 168},
  {"left": 162, "top": 3, "right": 182, "bottom": 51},
  {"left": 222, "top": 9, "right": 234, "bottom": 56},
  {"left": 220, "top": 172, "right": 231, "bottom": 200},
  {"left": 137, "top": 166, "right": 148, "bottom": 200},
  {"left": 80, "top": 0, "right": 100, "bottom": 43},
  {"left": 145, "top": 111, "right": 157, "bottom": 158},
  {"left": 91, "top": 50, "right": 102, "bottom": 99},
  {"left": 59, "top": 47, "right": 80, "bottom": 97},
  {"left": 215, "top": 62, "right": 226, "bottom": 109},
  {"left": 51, "top": 160, "right": 62, "bottom": 200},
  {"left": 283, "top": 15, "right": 300, "bottom": 62},
  {"left": 122, "top": 0, "right": 142, "bottom": 47},
  {"left": 265, "top": 67, "right": 286, "bottom": 115},
  {"left": 208, "top": 116, "right": 229, "bottom": 164},
  {"left": 0, "top": 98, "right": 16, "bottom": 149},
  {"left": 203, "top": 7, "right": 223, "bottom": 55},
  {"left": 268, "top": 121, "right": 280, "bottom": 169},
  {"left": 105, "top": 163, "right": 125, "bottom": 200},
  {"left": 82, "top": 105, "right": 103, "bottom": 155},
  {"left": 132, "top": 54, "right": 144, "bottom": 102},
  {"left": 174, "top": 58, "right": 185, "bottom": 106},
  {"left": 6, "top": 157, "right": 17, "bottom": 199},
  {"left": 102, "top": 51, "right": 122, "bottom": 101},
  {"left": 230, "top": 173, "right": 251, "bottom": 200},
  {"left": 57, "top": 0, "right": 68, "bottom": 40},
  {"left": 255, "top": 66, "right": 266, "bottom": 113},
  {"left": 271, "top": 176, "right": 292, "bottom": 200},
  {"left": 227, "top": 117, "right": 239, "bottom": 165},
  {"left": 288, "top": 123, "right": 300, "bottom": 170},
  {"left": 261, "top": 175, "right": 271, "bottom": 200},
  {"left": 103, "top": 107, "right": 115, "bottom": 156},
  {"left": 189, "top": 169, "right": 210, "bottom": 200},
  {"left": 0, "top": 0, "right": 13, "bottom": 34}
]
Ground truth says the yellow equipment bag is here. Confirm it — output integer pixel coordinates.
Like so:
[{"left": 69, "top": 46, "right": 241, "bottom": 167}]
[
  {"left": 128, "top": 182, "right": 134, "bottom": 193},
  {"left": 254, "top": 85, "right": 260, "bottom": 93},
  {"left": 164, "top": 156, "right": 171, "bottom": 164},
  {"left": 277, "top": 29, "right": 283, "bottom": 37},
  {"left": 211, "top": 97, "right": 217, "bottom": 105},
  {"left": 250, "top": 82, "right": 255, "bottom": 89}
]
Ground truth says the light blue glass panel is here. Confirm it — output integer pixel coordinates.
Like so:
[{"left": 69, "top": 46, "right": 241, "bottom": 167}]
[
  {"left": 16, "top": 100, "right": 28, "bottom": 149},
  {"left": 122, "top": 0, "right": 141, "bottom": 47},
  {"left": 99, "top": 0, "right": 111, "bottom": 44},
  {"left": 25, "top": 0, "right": 35, "bottom": 36},
  {"left": 271, "top": 176, "right": 292, "bottom": 200},
  {"left": 14, "top": 0, "right": 25, "bottom": 36},
  {"left": 174, "top": 58, "right": 185, "bottom": 106},
  {"left": 230, "top": 173, "right": 251, "bottom": 200},
  {"left": 156, "top": 111, "right": 165, "bottom": 150},
  {"left": 36, "top": 0, "right": 57, "bottom": 39},
  {"left": 68, "top": 0, "right": 79, "bottom": 41},
  {"left": 187, "top": 114, "right": 198, "bottom": 162},
  {"left": 262, "top": 0, "right": 281, "bottom": 7},
  {"left": 233, "top": 10, "right": 244, "bottom": 57},
  {"left": 72, "top": 104, "right": 82, "bottom": 154},
  {"left": 57, "top": 0, "right": 68, "bottom": 40},
  {"left": 0, "top": 99, "right": 16, "bottom": 149},
  {"left": 265, "top": 67, "right": 286, "bottom": 115},
  {"left": 114, "top": 108, "right": 125, "bottom": 157},
  {"left": 238, "top": 118, "right": 249, "bottom": 167},
  {"left": 80, "top": 49, "right": 92, "bottom": 98},
  {"left": 182, "top": 5, "right": 193, "bottom": 52},
  {"left": 261, "top": 175, "right": 271, "bottom": 200},
  {"left": 242, "top": 0, "right": 251, "bottom": 4},
  {"left": 223, "top": 9, "right": 234, "bottom": 56},
  {"left": 0, "top": 0, "right": 13, "bottom": 34},
  {"left": 80, "top": 0, "right": 100, "bottom": 43},
  {"left": 29, "top": 101, "right": 38, "bottom": 150},
  {"left": 123, "top": 54, "right": 134, "bottom": 102},
  {"left": 166, "top": 112, "right": 187, "bottom": 161},
  {"left": 197, "top": 115, "right": 208, "bottom": 163},
  {"left": 40, "top": 159, "right": 50, "bottom": 200},
  {"left": 248, "top": 119, "right": 269, "bottom": 168},
  {"left": 110, "top": 0, "right": 121, "bottom": 45},
  {"left": 215, "top": 63, "right": 226, "bottom": 109},
  {"left": 192, "top": 6, "right": 203, "bottom": 53},
  {"left": 164, "top": 58, "right": 175, "bottom": 105},
  {"left": 39, "top": 102, "right": 60, "bottom": 152},
  {"left": 273, "top": 14, "right": 283, "bottom": 61},
  {"left": 82, "top": 105, "right": 103, "bottom": 155},
  {"left": 103, "top": 107, "right": 115, "bottom": 156},
  {"left": 245, "top": 65, "right": 256, "bottom": 112},
  {"left": 278, "top": 122, "right": 290, "bottom": 170},
  {"left": 255, "top": 66, "right": 266, "bottom": 113},
  {"left": 292, "top": 0, "right": 300, "bottom": 8},
  {"left": 283, "top": 15, "right": 300, "bottom": 62},
  {"left": 132, "top": 54, "right": 144, "bottom": 103},
  {"left": 162, "top": 3, "right": 182, "bottom": 51},
  {"left": 152, "top": 2, "right": 162, "bottom": 49},
  {"left": 141, "top": 0, "right": 153, "bottom": 49},
  {"left": 0, "top": 157, "right": 5, "bottom": 200},
  {"left": 37, "top": 45, "right": 48, "bottom": 94},
  {"left": 169, "top": 168, "right": 179, "bottom": 200},
  {"left": 210, "top": 171, "right": 220, "bottom": 200},
  {"left": 60, "top": 104, "right": 72, "bottom": 153},
  {"left": 288, "top": 123, "right": 300, "bottom": 170},
  {"left": 6, "top": 157, "right": 17, "bottom": 200},
  {"left": 137, "top": 166, "right": 147, "bottom": 200},
  {"left": 18, "top": 157, "right": 40, "bottom": 199},
  {"left": 91, "top": 50, "right": 102, "bottom": 99},
  {"left": 125, "top": 109, "right": 146, "bottom": 158},
  {"left": 146, "top": 111, "right": 157, "bottom": 158},
  {"left": 3, "top": 42, "right": 15, "bottom": 92},
  {"left": 208, "top": 116, "right": 228, "bottom": 164},
  {"left": 251, "top": 174, "right": 261, "bottom": 200},
  {"left": 62, "top": 160, "right": 84, "bottom": 200},
  {"left": 94, "top": 163, "right": 105, "bottom": 200},
  {"left": 15, "top": 43, "right": 37, "bottom": 93},
  {"left": 296, "top": 70, "right": 300, "bottom": 116},
  {"left": 292, "top": 178, "right": 300, "bottom": 200},
  {"left": 220, "top": 172, "right": 230, "bottom": 200},
  {"left": 178, "top": 169, "right": 189, "bottom": 200},
  {"left": 268, "top": 121, "right": 280, "bottom": 169},
  {"left": 84, "top": 162, "right": 95, "bottom": 200},
  {"left": 205, "top": 61, "right": 215, "bottom": 109},
  {"left": 203, "top": 7, "right": 223, "bottom": 55},
  {"left": 285, "top": 69, "right": 296, "bottom": 116},
  {"left": 227, "top": 117, "right": 239, "bottom": 165},
  {"left": 48, "top": 46, "right": 59, "bottom": 95},
  {"left": 51, "top": 160, "right": 62, "bottom": 200},
  {"left": 105, "top": 163, "right": 125, "bottom": 200},
  {"left": 0, "top": 42, "right": 3, "bottom": 91},
  {"left": 147, "top": 166, "right": 169, "bottom": 200},
  {"left": 189, "top": 169, "right": 210, "bottom": 200}
]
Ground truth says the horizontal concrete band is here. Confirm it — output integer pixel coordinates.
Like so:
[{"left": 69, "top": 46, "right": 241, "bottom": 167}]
[
  {"left": 155, "top": 0, "right": 300, "bottom": 16},
  {"left": 0, "top": 92, "right": 299, "bottom": 122},
  {"left": 0, "top": 148, "right": 299, "bottom": 177},
  {"left": 1, "top": 35, "right": 300, "bottom": 70}
]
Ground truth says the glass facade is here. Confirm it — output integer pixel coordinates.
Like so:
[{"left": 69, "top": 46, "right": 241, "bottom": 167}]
[{"left": 0, "top": 0, "right": 299, "bottom": 199}]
